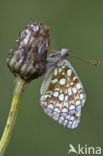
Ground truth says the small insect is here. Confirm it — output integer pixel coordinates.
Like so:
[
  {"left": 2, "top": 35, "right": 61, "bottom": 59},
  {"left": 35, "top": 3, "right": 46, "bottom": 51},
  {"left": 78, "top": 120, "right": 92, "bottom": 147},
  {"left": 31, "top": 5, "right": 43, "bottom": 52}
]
[{"left": 40, "top": 48, "right": 86, "bottom": 129}]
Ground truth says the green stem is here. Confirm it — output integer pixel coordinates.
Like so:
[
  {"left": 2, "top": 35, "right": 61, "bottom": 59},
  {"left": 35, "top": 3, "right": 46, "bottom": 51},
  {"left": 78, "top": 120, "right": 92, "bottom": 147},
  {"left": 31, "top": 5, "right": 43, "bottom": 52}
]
[{"left": 0, "top": 77, "right": 26, "bottom": 156}]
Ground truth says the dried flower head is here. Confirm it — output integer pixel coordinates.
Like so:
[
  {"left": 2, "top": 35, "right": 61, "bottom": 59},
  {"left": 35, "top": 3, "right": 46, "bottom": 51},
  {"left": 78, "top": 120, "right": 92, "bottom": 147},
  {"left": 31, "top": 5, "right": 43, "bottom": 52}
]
[{"left": 7, "top": 21, "right": 50, "bottom": 81}]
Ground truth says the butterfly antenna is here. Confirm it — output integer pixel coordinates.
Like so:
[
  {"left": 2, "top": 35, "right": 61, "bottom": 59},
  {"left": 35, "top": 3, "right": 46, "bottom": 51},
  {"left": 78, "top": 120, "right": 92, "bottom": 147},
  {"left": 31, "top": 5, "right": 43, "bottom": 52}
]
[
  {"left": 69, "top": 54, "right": 101, "bottom": 66},
  {"left": 48, "top": 47, "right": 58, "bottom": 53},
  {"left": 48, "top": 47, "right": 101, "bottom": 66}
]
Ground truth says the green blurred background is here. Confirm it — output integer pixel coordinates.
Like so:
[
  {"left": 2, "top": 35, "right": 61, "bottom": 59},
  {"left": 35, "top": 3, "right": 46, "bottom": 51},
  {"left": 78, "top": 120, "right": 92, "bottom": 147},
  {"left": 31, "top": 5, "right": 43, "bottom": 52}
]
[{"left": 0, "top": 0, "right": 103, "bottom": 156}]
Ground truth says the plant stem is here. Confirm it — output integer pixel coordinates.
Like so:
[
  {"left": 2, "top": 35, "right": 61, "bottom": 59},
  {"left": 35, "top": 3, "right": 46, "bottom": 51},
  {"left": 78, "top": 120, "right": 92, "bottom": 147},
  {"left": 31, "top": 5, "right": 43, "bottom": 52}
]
[{"left": 0, "top": 77, "right": 26, "bottom": 156}]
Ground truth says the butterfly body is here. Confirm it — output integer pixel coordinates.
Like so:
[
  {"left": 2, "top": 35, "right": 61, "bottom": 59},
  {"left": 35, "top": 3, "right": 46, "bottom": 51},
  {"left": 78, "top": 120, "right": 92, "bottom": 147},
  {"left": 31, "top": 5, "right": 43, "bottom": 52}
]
[{"left": 40, "top": 49, "right": 86, "bottom": 129}]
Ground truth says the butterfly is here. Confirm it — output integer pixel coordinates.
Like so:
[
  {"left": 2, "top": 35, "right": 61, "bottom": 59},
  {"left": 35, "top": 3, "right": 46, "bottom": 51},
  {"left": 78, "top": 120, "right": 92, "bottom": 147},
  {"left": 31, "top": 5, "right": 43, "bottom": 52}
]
[{"left": 40, "top": 48, "right": 86, "bottom": 129}]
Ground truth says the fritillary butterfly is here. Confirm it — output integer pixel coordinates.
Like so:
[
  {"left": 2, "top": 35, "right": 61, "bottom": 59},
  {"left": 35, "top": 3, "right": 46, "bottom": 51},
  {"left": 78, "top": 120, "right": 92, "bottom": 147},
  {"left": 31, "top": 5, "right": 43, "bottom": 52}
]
[{"left": 40, "top": 49, "right": 86, "bottom": 129}]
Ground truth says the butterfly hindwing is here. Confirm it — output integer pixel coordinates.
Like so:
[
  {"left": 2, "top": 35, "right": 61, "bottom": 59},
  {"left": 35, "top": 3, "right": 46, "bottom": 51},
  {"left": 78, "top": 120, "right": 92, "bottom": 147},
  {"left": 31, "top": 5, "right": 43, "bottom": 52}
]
[{"left": 40, "top": 59, "right": 86, "bottom": 129}]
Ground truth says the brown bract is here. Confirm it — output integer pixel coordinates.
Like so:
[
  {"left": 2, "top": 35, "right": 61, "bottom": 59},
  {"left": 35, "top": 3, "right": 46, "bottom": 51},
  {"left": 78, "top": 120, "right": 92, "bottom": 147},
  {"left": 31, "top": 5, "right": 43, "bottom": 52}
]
[{"left": 7, "top": 21, "right": 50, "bottom": 81}]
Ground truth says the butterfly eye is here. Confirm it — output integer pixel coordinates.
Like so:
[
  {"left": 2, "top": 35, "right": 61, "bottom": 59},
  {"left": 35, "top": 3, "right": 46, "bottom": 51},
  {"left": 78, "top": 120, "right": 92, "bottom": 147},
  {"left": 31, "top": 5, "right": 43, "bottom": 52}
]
[{"left": 61, "top": 49, "right": 71, "bottom": 56}]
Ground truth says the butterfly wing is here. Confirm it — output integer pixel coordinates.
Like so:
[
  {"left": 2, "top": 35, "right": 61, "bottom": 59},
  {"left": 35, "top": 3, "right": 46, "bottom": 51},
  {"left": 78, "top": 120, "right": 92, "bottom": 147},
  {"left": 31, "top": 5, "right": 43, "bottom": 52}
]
[{"left": 40, "top": 60, "right": 86, "bottom": 129}]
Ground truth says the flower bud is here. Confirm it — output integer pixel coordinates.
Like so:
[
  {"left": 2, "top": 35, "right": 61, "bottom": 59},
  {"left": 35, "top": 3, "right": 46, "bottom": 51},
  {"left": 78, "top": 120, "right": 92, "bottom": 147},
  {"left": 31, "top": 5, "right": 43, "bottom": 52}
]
[{"left": 7, "top": 21, "right": 50, "bottom": 82}]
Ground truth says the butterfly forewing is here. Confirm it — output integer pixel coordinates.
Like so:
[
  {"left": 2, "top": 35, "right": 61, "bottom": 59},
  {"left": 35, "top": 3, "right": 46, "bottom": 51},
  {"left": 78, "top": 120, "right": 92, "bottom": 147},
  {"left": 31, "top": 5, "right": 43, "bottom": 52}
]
[{"left": 40, "top": 59, "right": 86, "bottom": 129}]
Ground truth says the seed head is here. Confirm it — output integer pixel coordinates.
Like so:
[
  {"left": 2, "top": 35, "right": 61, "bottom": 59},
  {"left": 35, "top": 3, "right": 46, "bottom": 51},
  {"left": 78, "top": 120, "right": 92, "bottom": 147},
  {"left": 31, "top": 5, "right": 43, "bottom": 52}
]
[{"left": 7, "top": 21, "right": 50, "bottom": 82}]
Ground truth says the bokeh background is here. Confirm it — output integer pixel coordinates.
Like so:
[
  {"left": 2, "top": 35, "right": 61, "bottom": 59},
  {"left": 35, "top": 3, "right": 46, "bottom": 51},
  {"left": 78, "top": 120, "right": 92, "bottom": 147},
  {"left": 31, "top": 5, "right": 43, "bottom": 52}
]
[{"left": 0, "top": 0, "right": 103, "bottom": 156}]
